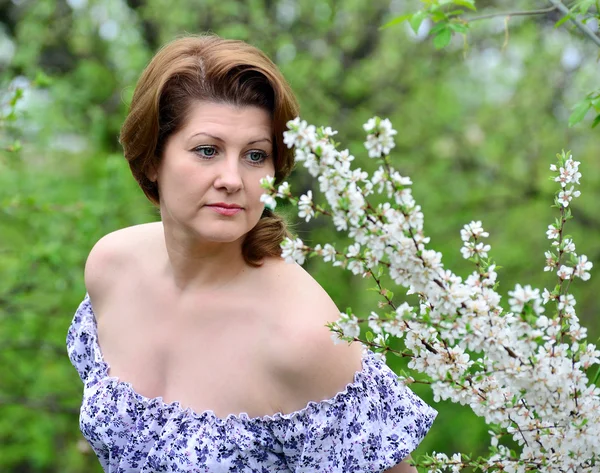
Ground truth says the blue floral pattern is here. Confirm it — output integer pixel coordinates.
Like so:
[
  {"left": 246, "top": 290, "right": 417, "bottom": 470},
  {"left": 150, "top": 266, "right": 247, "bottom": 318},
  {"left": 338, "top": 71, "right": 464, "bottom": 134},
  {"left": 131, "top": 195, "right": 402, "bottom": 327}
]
[{"left": 66, "top": 294, "right": 437, "bottom": 472}]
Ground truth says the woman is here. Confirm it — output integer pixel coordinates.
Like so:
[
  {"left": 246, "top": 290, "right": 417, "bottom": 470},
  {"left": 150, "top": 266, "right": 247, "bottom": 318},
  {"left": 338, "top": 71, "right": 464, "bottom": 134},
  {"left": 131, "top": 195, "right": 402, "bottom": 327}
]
[{"left": 67, "top": 34, "right": 436, "bottom": 472}]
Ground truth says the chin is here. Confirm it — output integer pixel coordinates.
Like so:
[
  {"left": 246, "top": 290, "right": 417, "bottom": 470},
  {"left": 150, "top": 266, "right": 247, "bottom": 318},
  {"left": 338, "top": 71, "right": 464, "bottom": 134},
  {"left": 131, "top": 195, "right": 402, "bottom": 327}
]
[{"left": 194, "top": 227, "right": 249, "bottom": 244}]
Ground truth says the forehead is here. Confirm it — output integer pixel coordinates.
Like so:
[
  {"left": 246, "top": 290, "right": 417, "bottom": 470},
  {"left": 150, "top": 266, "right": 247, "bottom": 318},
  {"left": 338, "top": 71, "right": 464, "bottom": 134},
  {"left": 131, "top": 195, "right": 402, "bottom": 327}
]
[{"left": 179, "top": 101, "right": 272, "bottom": 141}]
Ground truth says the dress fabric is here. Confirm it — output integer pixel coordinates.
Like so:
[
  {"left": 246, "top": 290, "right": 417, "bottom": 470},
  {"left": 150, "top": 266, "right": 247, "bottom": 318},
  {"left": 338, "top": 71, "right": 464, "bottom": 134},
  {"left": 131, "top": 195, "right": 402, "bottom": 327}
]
[{"left": 66, "top": 294, "right": 437, "bottom": 473}]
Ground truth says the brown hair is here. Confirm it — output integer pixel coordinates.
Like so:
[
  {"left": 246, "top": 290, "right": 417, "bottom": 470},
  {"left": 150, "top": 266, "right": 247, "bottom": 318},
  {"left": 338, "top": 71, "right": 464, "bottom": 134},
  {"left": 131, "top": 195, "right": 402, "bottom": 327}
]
[{"left": 120, "top": 34, "right": 299, "bottom": 266}]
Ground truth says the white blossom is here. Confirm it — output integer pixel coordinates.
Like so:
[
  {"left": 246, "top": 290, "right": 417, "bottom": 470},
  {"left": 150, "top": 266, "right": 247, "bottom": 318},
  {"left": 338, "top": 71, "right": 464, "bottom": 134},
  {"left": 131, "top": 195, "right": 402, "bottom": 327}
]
[
  {"left": 259, "top": 192, "right": 277, "bottom": 210},
  {"left": 554, "top": 155, "right": 581, "bottom": 188},
  {"left": 558, "top": 294, "right": 576, "bottom": 311},
  {"left": 276, "top": 182, "right": 291, "bottom": 197},
  {"left": 546, "top": 225, "right": 560, "bottom": 240},
  {"left": 557, "top": 265, "right": 574, "bottom": 280},
  {"left": 346, "top": 243, "right": 361, "bottom": 258},
  {"left": 347, "top": 259, "right": 365, "bottom": 275},
  {"left": 556, "top": 238, "right": 576, "bottom": 253},
  {"left": 574, "top": 255, "right": 593, "bottom": 281},
  {"left": 336, "top": 312, "right": 360, "bottom": 339},
  {"left": 280, "top": 237, "right": 306, "bottom": 265},
  {"left": 298, "top": 190, "right": 315, "bottom": 222},
  {"left": 544, "top": 251, "right": 557, "bottom": 272},
  {"left": 541, "top": 288, "right": 554, "bottom": 304},
  {"left": 461, "top": 241, "right": 491, "bottom": 260},
  {"left": 557, "top": 186, "right": 581, "bottom": 207},
  {"left": 373, "top": 332, "right": 389, "bottom": 347},
  {"left": 368, "top": 312, "right": 383, "bottom": 335},
  {"left": 508, "top": 284, "right": 544, "bottom": 315},
  {"left": 363, "top": 117, "right": 398, "bottom": 158},
  {"left": 283, "top": 117, "right": 317, "bottom": 149},
  {"left": 260, "top": 174, "right": 275, "bottom": 189},
  {"left": 321, "top": 126, "right": 338, "bottom": 138},
  {"left": 314, "top": 243, "right": 337, "bottom": 263},
  {"left": 461, "top": 220, "right": 489, "bottom": 241}
]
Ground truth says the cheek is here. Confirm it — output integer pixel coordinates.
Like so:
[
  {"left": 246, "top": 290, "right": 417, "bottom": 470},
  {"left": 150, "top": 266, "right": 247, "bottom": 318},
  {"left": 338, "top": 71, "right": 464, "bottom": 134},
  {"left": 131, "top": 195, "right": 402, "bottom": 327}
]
[
  {"left": 161, "top": 160, "right": 203, "bottom": 189},
  {"left": 262, "top": 161, "right": 276, "bottom": 183}
]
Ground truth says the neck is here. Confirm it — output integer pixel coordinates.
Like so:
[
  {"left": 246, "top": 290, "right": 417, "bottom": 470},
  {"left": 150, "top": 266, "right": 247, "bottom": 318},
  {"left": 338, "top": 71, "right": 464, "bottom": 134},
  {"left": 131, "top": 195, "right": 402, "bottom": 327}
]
[{"left": 160, "top": 224, "right": 249, "bottom": 294}]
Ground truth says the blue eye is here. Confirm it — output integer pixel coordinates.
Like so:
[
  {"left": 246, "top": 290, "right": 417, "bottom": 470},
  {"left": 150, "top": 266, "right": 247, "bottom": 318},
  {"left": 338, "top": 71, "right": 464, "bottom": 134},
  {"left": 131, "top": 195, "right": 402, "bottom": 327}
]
[
  {"left": 247, "top": 151, "right": 268, "bottom": 164},
  {"left": 192, "top": 146, "right": 268, "bottom": 164},
  {"left": 194, "top": 146, "right": 217, "bottom": 158}
]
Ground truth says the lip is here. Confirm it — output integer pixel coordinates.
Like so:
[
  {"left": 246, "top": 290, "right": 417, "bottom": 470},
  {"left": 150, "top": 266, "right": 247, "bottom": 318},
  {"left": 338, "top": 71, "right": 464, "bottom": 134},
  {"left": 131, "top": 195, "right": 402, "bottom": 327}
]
[
  {"left": 206, "top": 203, "right": 244, "bottom": 216},
  {"left": 206, "top": 202, "right": 243, "bottom": 209}
]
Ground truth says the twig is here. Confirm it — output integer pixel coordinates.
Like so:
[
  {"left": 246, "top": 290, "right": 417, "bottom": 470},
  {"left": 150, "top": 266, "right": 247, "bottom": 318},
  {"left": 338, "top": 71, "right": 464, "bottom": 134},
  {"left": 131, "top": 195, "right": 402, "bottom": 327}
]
[
  {"left": 464, "top": 1, "right": 600, "bottom": 48},
  {"left": 467, "top": 5, "right": 558, "bottom": 22},
  {"left": 549, "top": 0, "right": 600, "bottom": 47}
]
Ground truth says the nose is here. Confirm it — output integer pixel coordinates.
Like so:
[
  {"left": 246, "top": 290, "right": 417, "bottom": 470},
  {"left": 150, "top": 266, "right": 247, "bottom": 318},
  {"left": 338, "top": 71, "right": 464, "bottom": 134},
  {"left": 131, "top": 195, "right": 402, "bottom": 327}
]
[{"left": 213, "top": 155, "right": 243, "bottom": 193}]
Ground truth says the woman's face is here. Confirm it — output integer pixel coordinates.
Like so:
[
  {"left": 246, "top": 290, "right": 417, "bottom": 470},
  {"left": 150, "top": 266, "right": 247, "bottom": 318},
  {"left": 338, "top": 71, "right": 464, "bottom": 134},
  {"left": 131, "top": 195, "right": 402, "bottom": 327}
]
[{"left": 152, "top": 101, "right": 275, "bottom": 245}]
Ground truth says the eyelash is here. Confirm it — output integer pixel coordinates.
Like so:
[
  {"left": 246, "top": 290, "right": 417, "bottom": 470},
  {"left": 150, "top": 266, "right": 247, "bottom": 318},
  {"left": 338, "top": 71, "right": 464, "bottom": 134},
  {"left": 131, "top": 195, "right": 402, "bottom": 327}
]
[{"left": 192, "top": 146, "right": 270, "bottom": 166}]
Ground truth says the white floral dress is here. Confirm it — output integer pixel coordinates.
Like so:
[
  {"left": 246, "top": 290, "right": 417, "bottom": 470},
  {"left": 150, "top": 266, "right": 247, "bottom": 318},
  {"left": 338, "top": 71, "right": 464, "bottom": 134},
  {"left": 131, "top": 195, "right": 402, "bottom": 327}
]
[{"left": 67, "top": 294, "right": 437, "bottom": 472}]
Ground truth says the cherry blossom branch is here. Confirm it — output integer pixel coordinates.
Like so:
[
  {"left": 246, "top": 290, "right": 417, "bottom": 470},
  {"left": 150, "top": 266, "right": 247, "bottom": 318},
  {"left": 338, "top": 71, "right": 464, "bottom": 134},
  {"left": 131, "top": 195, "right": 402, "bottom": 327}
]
[{"left": 264, "top": 118, "right": 599, "bottom": 471}]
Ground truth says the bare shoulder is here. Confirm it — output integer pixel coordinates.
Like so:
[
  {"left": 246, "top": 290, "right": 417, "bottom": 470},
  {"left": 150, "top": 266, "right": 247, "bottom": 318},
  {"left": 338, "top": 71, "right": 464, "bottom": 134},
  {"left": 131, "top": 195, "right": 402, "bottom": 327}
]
[
  {"left": 260, "top": 257, "right": 364, "bottom": 409},
  {"left": 259, "top": 257, "right": 342, "bottom": 328},
  {"left": 84, "top": 222, "right": 162, "bottom": 303}
]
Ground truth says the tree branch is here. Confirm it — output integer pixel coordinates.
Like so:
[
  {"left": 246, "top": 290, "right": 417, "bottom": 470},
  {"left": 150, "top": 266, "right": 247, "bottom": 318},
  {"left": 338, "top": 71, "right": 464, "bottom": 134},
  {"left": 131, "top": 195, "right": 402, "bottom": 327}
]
[
  {"left": 548, "top": 0, "right": 600, "bottom": 47},
  {"left": 466, "top": 5, "right": 559, "bottom": 22},
  {"left": 464, "top": 1, "right": 600, "bottom": 48}
]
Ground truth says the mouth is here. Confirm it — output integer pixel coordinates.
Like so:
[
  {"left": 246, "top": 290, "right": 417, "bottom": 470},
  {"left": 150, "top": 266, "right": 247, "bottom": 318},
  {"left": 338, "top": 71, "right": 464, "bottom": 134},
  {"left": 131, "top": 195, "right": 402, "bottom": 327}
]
[
  {"left": 205, "top": 203, "right": 244, "bottom": 216},
  {"left": 206, "top": 203, "right": 244, "bottom": 210}
]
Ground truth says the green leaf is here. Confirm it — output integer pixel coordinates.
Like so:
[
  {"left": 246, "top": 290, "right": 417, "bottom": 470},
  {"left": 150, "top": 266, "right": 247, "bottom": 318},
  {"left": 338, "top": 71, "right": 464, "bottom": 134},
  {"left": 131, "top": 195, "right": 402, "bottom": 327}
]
[
  {"left": 448, "top": 22, "right": 469, "bottom": 33},
  {"left": 33, "top": 70, "right": 52, "bottom": 87},
  {"left": 10, "top": 140, "right": 22, "bottom": 152},
  {"left": 554, "top": 14, "right": 573, "bottom": 28},
  {"left": 452, "top": 0, "right": 476, "bottom": 11},
  {"left": 591, "top": 114, "right": 600, "bottom": 128},
  {"left": 578, "top": 0, "right": 594, "bottom": 14},
  {"left": 568, "top": 100, "right": 592, "bottom": 127},
  {"left": 365, "top": 331, "right": 374, "bottom": 342},
  {"left": 592, "top": 366, "right": 600, "bottom": 385},
  {"left": 380, "top": 13, "right": 413, "bottom": 30},
  {"left": 429, "top": 8, "right": 448, "bottom": 22},
  {"left": 409, "top": 11, "right": 427, "bottom": 34},
  {"left": 9, "top": 89, "right": 23, "bottom": 107},
  {"left": 433, "top": 28, "right": 452, "bottom": 49},
  {"left": 430, "top": 22, "right": 448, "bottom": 34}
]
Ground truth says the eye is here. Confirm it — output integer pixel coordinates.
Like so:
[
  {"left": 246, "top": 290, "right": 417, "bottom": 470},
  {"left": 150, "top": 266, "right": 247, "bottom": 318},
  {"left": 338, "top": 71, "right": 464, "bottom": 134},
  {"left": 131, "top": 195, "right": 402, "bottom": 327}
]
[
  {"left": 246, "top": 150, "right": 269, "bottom": 164},
  {"left": 193, "top": 146, "right": 217, "bottom": 158}
]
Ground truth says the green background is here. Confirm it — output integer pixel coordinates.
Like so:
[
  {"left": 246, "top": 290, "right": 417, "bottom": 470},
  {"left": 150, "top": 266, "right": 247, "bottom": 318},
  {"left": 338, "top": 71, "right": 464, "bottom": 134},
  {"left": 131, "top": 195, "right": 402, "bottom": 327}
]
[{"left": 0, "top": 0, "right": 598, "bottom": 470}]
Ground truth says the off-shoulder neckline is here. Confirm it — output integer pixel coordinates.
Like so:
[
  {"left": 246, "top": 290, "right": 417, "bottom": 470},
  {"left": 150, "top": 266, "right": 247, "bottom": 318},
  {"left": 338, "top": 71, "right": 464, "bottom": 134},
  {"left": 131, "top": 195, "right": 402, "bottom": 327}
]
[{"left": 78, "top": 293, "right": 377, "bottom": 426}]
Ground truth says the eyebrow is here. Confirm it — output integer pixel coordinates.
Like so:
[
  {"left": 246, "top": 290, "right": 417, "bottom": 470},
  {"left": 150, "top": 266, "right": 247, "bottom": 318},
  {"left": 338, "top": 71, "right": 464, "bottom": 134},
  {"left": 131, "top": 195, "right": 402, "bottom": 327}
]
[{"left": 190, "top": 132, "right": 272, "bottom": 145}]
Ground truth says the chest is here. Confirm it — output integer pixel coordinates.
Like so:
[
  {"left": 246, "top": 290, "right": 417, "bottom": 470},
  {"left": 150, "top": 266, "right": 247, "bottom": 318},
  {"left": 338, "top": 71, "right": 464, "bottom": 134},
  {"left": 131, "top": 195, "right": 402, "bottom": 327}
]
[{"left": 95, "top": 290, "right": 289, "bottom": 419}]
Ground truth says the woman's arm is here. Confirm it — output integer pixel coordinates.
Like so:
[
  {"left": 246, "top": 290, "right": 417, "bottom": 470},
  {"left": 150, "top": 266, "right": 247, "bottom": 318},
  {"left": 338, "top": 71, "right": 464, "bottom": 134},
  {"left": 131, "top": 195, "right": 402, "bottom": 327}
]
[{"left": 265, "top": 260, "right": 432, "bottom": 472}]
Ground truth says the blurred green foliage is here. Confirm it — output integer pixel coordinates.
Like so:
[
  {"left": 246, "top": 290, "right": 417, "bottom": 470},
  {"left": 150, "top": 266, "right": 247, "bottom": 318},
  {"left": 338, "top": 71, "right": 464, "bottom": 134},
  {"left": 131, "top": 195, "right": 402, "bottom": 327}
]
[{"left": 0, "top": 0, "right": 598, "bottom": 471}]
